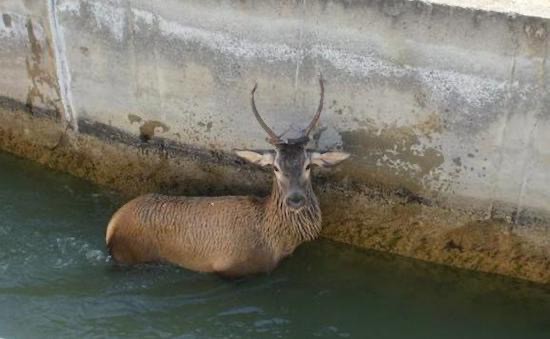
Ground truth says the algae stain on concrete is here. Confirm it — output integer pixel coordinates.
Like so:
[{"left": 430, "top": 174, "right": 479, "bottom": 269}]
[{"left": 340, "top": 123, "right": 444, "bottom": 192}]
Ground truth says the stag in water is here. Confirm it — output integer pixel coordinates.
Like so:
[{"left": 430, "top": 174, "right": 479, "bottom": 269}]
[{"left": 105, "top": 76, "right": 349, "bottom": 277}]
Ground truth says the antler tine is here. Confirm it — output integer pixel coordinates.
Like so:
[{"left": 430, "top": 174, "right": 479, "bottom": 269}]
[
  {"left": 304, "top": 74, "right": 324, "bottom": 137},
  {"left": 251, "top": 83, "right": 281, "bottom": 144}
]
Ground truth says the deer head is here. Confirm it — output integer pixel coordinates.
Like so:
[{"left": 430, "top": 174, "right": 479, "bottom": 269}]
[{"left": 236, "top": 76, "right": 350, "bottom": 211}]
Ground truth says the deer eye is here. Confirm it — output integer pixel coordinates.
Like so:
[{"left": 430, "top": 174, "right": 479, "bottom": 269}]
[
  {"left": 305, "top": 164, "right": 311, "bottom": 171},
  {"left": 273, "top": 166, "right": 280, "bottom": 172}
]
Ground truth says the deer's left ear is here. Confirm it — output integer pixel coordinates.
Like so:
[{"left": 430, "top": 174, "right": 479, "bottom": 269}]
[
  {"left": 310, "top": 151, "right": 350, "bottom": 167},
  {"left": 235, "top": 150, "right": 274, "bottom": 167}
]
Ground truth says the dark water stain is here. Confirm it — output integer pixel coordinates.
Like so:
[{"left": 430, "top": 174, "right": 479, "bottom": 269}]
[
  {"left": 127, "top": 113, "right": 143, "bottom": 124},
  {"left": 198, "top": 121, "right": 213, "bottom": 132},
  {"left": 80, "top": 46, "right": 89, "bottom": 56},
  {"left": 0, "top": 95, "right": 58, "bottom": 118},
  {"left": 453, "top": 157, "right": 462, "bottom": 167},
  {"left": 2, "top": 13, "right": 12, "bottom": 28},
  {"left": 340, "top": 125, "right": 444, "bottom": 193}
]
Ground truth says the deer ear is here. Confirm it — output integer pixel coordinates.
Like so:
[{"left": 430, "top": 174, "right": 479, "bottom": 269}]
[
  {"left": 310, "top": 151, "right": 350, "bottom": 167},
  {"left": 235, "top": 150, "right": 274, "bottom": 167}
]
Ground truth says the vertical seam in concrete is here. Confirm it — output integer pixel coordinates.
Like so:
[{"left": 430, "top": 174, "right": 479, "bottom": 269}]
[
  {"left": 514, "top": 35, "right": 549, "bottom": 224},
  {"left": 485, "top": 25, "right": 520, "bottom": 219},
  {"left": 153, "top": 14, "right": 166, "bottom": 125},
  {"left": 47, "top": 0, "right": 77, "bottom": 131},
  {"left": 127, "top": 3, "right": 139, "bottom": 119},
  {"left": 293, "top": 0, "right": 306, "bottom": 108},
  {"left": 514, "top": 120, "right": 538, "bottom": 224}
]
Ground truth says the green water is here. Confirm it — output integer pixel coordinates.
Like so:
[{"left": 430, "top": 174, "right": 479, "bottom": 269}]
[{"left": 1, "top": 152, "right": 550, "bottom": 339}]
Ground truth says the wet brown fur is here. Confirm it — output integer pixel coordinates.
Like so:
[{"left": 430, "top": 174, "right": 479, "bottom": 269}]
[{"left": 106, "top": 174, "right": 321, "bottom": 277}]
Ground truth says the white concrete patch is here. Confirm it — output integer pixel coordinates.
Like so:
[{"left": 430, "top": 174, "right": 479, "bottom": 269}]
[
  {"left": 418, "top": 68, "right": 508, "bottom": 109},
  {"left": 311, "top": 43, "right": 405, "bottom": 79},
  {"left": 319, "top": 43, "right": 514, "bottom": 113},
  {"left": 132, "top": 8, "right": 154, "bottom": 27},
  {"left": 155, "top": 13, "right": 299, "bottom": 62},
  {"left": 88, "top": 0, "right": 126, "bottom": 41},
  {"left": 56, "top": 0, "right": 80, "bottom": 15},
  {"left": 58, "top": 0, "right": 125, "bottom": 41}
]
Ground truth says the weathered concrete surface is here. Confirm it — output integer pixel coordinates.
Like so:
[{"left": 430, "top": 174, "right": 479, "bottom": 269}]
[
  {"left": 0, "top": 1, "right": 63, "bottom": 119},
  {"left": 1, "top": 0, "right": 550, "bottom": 283}
]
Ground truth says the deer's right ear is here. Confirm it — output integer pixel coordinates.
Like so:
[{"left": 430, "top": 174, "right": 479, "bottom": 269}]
[
  {"left": 235, "top": 150, "right": 274, "bottom": 167},
  {"left": 310, "top": 151, "right": 350, "bottom": 167}
]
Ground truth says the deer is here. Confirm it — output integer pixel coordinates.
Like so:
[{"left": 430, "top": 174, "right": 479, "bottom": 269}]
[{"left": 105, "top": 76, "right": 349, "bottom": 277}]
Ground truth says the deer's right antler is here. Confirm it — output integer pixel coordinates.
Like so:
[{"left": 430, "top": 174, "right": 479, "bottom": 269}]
[
  {"left": 303, "top": 74, "right": 324, "bottom": 138},
  {"left": 251, "top": 83, "right": 282, "bottom": 145}
]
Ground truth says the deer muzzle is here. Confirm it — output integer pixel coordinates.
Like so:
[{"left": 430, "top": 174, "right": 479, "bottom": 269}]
[{"left": 286, "top": 192, "right": 306, "bottom": 210}]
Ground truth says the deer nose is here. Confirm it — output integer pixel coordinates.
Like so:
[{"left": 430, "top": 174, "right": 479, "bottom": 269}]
[{"left": 286, "top": 193, "right": 305, "bottom": 209}]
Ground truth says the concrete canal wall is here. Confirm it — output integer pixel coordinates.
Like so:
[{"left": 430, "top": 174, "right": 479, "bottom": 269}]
[{"left": 1, "top": 0, "right": 550, "bottom": 283}]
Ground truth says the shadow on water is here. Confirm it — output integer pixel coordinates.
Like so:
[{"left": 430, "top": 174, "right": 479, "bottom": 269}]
[{"left": 1, "top": 151, "right": 550, "bottom": 338}]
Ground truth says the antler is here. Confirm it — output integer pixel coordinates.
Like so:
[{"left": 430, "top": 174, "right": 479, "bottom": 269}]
[
  {"left": 251, "top": 83, "right": 282, "bottom": 144},
  {"left": 303, "top": 74, "right": 324, "bottom": 137},
  {"left": 250, "top": 74, "right": 324, "bottom": 145}
]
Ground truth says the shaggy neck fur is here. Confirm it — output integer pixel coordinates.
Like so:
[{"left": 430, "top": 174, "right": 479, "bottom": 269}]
[{"left": 261, "top": 179, "right": 322, "bottom": 251}]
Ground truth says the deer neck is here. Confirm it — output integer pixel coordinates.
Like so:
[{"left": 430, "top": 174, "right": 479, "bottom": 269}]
[{"left": 261, "top": 180, "right": 322, "bottom": 253}]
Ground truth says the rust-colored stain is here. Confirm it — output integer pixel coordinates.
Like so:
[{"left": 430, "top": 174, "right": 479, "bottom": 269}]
[
  {"left": 128, "top": 113, "right": 169, "bottom": 142},
  {"left": 140, "top": 120, "right": 169, "bottom": 141},
  {"left": 24, "top": 19, "right": 62, "bottom": 118}
]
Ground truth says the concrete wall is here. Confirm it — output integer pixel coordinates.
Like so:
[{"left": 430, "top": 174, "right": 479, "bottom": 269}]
[
  {"left": 0, "top": 1, "right": 61, "bottom": 116},
  {"left": 2, "top": 0, "right": 550, "bottom": 281}
]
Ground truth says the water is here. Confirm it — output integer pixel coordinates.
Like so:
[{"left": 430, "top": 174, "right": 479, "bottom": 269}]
[{"left": 1, "top": 151, "right": 550, "bottom": 339}]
